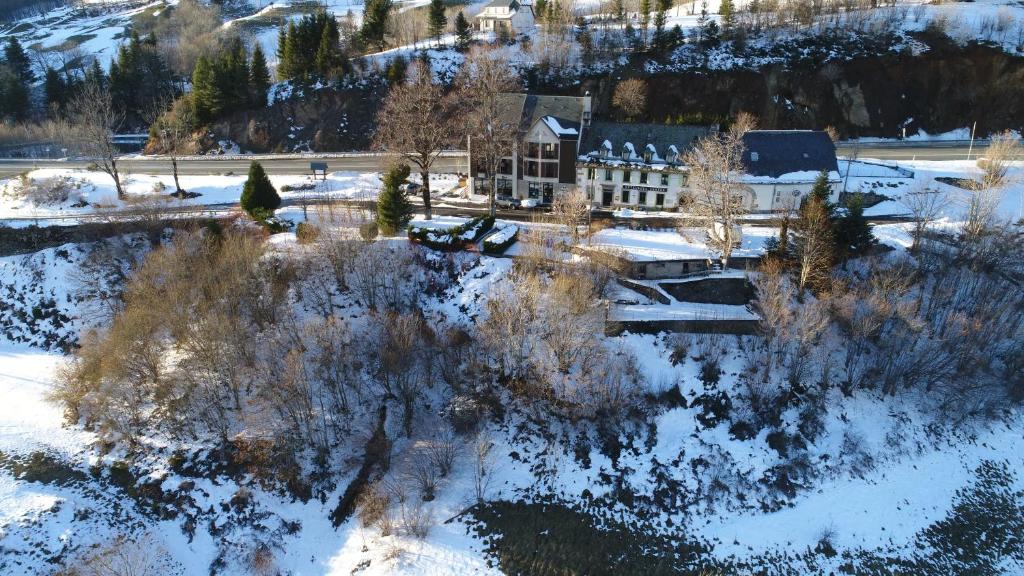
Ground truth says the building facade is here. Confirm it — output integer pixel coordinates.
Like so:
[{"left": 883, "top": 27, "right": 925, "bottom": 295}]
[
  {"left": 470, "top": 94, "right": 841, "bottom": 212},
  {"left": 475, "top": 0, "right": 535, "bottom": 33}
]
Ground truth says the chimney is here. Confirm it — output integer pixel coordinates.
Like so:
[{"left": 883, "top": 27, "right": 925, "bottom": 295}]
[{"left": 582, "top": 91, "right": 592, "bottom": 127}]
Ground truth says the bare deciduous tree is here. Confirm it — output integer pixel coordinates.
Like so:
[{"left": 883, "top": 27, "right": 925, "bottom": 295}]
[
  {"left": 70, "top": 81, "right": 126, "bottom": 199},
  {"left": 682, "top": 112, "right": 757, "bottom": 266},
  {"left": 147, "top": 95, "right": 197, "bottom": 196},
  {"left": 374, "top": 61, "right": 459, "bottom": 221},
  {"left": 458, "top": 48, "right": 523, "bottom": 216},
  {"left": 611, "top": 78, "right": 647, "bottom": 121},
  {"left": 901, "top": 185, "right": 949, "bottom": 252},
  {"left": 551, "top": 186, "right": 591, "bottom": 244}
]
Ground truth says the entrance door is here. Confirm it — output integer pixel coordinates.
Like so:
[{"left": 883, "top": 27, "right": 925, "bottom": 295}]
[
  {"left": 602, "top": 189, "right": 614, "bottom": 206},
  {"left": 542, "top": 184, "right": 554, "bottom": 204}
]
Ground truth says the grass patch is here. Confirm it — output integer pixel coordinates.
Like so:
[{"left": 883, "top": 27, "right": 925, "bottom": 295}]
[
  {"left": 466, "top": 500, "right": 715, "bottom": 575},
  {"left": 0, "top": 450, "right": 89, "bottom": 486},
  {"left": 44, "top": 32, "right": 96, "bottom": 52}
]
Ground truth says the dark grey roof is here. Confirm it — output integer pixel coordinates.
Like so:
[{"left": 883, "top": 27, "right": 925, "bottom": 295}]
[
  {"left": 495, "top": 93, "right": 585, "bottom": 139},
  {"left": 741, "top": 130, "right": 838, "bottom": 177},
  {"left": 520, "top": 94, "right": 583, "bottom": 138},
  {"left": 481, "top": 0, "right": 519, "bottom": 7},
  {"left": 579, "top": 121, "right": 715, "bottom": 161}
]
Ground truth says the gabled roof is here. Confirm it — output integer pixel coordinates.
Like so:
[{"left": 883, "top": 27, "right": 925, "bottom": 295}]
[
  {"left": 579, "top": 122, "right": 715, "bottom": 163},
  {"left": 540, "top": 116, "right": 580, "bottom": 137},
  {"left": 478, "top": 0, "right": 519, "bottom": 10},
  {"left": 741, "top": 130, "right": 838, "bottom": 178},
  {"left": 494, "top": 93, "right": 586, "bottom": 138}
]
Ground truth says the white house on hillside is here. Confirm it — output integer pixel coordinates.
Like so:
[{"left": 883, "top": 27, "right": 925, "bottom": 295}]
[{"left": 475, "top": 0, "right": 535, "bottom": 34}]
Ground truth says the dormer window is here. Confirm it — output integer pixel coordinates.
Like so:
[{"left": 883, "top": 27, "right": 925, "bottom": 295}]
[
  {"left": 751, "top": 151, "right": 760, "bottom": 162},
  {"left": 667, "top": 152, "right": 678, "bottom": 163},
  {"left": 600, "top": 147, "right": 609, "bottom": 159},
  {"left": 643, "top": 150, "right": 653, "bottom": 163},
  {"left": 621, "top": 146, "right": 630, "bottom": 160}
]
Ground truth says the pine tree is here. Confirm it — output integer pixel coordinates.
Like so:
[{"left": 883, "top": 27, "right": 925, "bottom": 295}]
[
  {"left": 276, "top": 26, "right": 291, "bottom": 80},
  {"left": 191, "top": 56, "right": 217, "bottom": 122},
  {"left": 4, "top": 37, "right": 34, "bottom": 83},
  {"left": 44, "top": 67, "right": 67, "bottom": 111},
  {"left": 361, "top": 0, "right": 394, "bottom": 52},
  {"left": 240, "top": 161, "right": 281, "bottom": 218},
  {"left": 719, "top": 0, "right": 735, "bottom": 32},
  {"left": 377, "top": 163, "right": 413, "bottom": 235},
  {"left": 250, "top": 44, "right": 271, "bottom": 107},
  {"left": 834, "top": 193, "right": 875, "bottom": 258},
  {"left": 454, "top": 11, "right": 472, "bottom": 51},
  {"left": 428, "top": 0, "right": 447, "bottom": 44},
  {"left": 0, "top": 67, "right": 29, "bottom": 121},
  {"left": 386, "top": 55, "right": 407, "bottom": 85},
  {"left": 793, "top": 194, "right": 835, "bottom": 292},
  {"left": 639, "top": 0, "right": 651, "bottom": 47},
  {"left": 613, "top": 0, "right": 625, "bottom": 22},
  {"left": 535, "top": 0, "right": 549, "bottom": 24},
  {"left": 806, "top": 170, "right": 836, "bottom": 218}
]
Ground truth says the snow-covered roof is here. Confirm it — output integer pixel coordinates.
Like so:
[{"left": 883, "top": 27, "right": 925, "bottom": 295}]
[
  {"left": 579, "top": 122, "right": 715, "bottom": 166},
  {"left": 541, "top": 115, "right": 579, "bottom": 137}
]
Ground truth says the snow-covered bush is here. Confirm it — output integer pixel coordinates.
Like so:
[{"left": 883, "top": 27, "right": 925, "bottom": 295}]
[
  {"left": 408, "top": 215, "right": 494, "bottom": 251},
  {"left": 482, "top": 223, "right": 518, "bottom": 254}
]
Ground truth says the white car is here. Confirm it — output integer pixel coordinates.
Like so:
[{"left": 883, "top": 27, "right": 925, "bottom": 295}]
[{"left": 520, "top": 198, "right": 540, "bottom": 209}]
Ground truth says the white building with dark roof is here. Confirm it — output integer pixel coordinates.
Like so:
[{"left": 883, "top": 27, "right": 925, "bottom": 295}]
[
  {"left": 475, "top": 0, "right": 535, "bottom": 34},
  {"left": 470, "top": 93, "right": 842, "bottom": 213},
  {"left": 576, "top": 122, "right": 716, "bottom": 209}
]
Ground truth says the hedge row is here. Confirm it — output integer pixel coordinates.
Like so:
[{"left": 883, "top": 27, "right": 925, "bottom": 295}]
[
  {"left": 408, "top": 216, "right": 495, "bottom": 251},
  {"left": 483, "top": 224, "right": 518, "bottom": 254}
]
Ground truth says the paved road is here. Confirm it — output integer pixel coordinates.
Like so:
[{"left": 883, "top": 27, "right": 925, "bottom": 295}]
[
  {"left": 836, "top": 143, "right": 989, "bottom": 161},
  {"left": 0, "top": 154, "right": 471, "bottom": 179},
  {"left": 0, "top": 142, "right": 994, "bottom": 179}
]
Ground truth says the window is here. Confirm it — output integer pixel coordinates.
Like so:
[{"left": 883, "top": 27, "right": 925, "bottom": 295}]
[
  {"left": 620, "top": 190, "right": 630, "bottom": 203},
  {"left": 621, "top": 146, "right": 631, "bottom": 159},
  {"left": 541, "top": 162, "right": 558, "bottom": 178},
  {"left": 604, "top": 169, "right": 612, "bottom": 181},
  {"left": 527, "top": 142, "right": 540, "bottom": 158},
  {"left": 623, "top": 170, "right": 631, "bottom": 183},
  {"left": 643, "top": 150, "right": 653, "bottom": 163},
  {"left": 528, "top": 182, "right": 540, "bottom": 198},
  {"left": 750, "top": 151, "right": 759, "bottom": 162},
  {"left": 639, "top": 171, "right": 648, "bottom": 184},
  {"left": 655, "top": 193, "right": 665, "bottom": 206},
  {"left": 526, "top": 161, "right": 539, "bottom": 177},
  {"left": 586, "top": 167, "right": 595, "bottom": 179},
  {"left": 541, "top": 142, "right": 558, "bottom": 159},
  {"left": 660, "top": 173, "right": 669, "bottom": 186},
  {"left": 499, "top": 158, "right": 513, "bottom": 175},
  {"left": 667, "top": 152, "right": 678, "bottom": 163},
  {"left": 497, "top": 178, "right": 512, "bottom": 195},
  {"left": 638, "top": 191, "right": 647, "bottom": 205}
]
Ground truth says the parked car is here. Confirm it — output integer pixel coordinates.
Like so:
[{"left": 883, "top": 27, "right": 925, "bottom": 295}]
[
  {"left": 520, "top": 198, "right": 540, "bottom": 209},
  {"left": 496, "top": 196, "right": 522, "bottom": 209},
  {"left": 400, "top": 182, "right": 421, "bottom": 193}
]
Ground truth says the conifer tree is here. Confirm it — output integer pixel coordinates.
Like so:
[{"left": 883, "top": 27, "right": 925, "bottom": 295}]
[
  {"left": 191, "top": 56, "right": 217, "bottom": 122},
  {"left": 377, "top": 163, "right": 413, "bottom": 235},
  {"left": 834, "top": 192, "right": 875, "bottom": 258},
  {"left": 276, "top": 26, "right": 291, "bottom": 79},
  {"left": 386, "top": 55, "right": 407, "bottom": 85},
  {"left": 44, "top": 67, "right": 67, "bottom": 111},
  {"left": 4, "top": 37, "right": 34, "bottom": 83},
  {"left": 719, "top": 0, "right": 736, "bottom": 32},
  {"left": 361, "top": 0, "right": 394, "bottom": 52},
  {"left": 0, "top": 67, "right": 30, "bottom": 121},
  {"left": 250, "top": 44, "right": 271, "bottom": 107},
  {"left": 240, "top": 161, "right": 281, "bottom": 218},
  {"left": 639, "top": 0, "right": 651, "bottom": 47},
  {"left": 428, "top": 0, "right": 447, "bottom": 45},
  {"left": 793, "top": 193, "right": 835, "bottom": 292},
  {"left": 454, "top": 12, "right": 472, "bottom": 51}
]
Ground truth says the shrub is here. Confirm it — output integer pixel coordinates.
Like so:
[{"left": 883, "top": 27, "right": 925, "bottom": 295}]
[
  {"left": 408, "top": 216, "right": 495, "bottom": 251},
  {"left": 359, "top": 221, "right": 379, "bottom": 241},
  {"left": 295, "top": 222, "right": 320, "bottom": 244},
  {"left": 240, "top": 161, "right": 280, "bottom": 217},
  {"left": 482, "top": 224, "right": 518, "bottom": 254}
]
